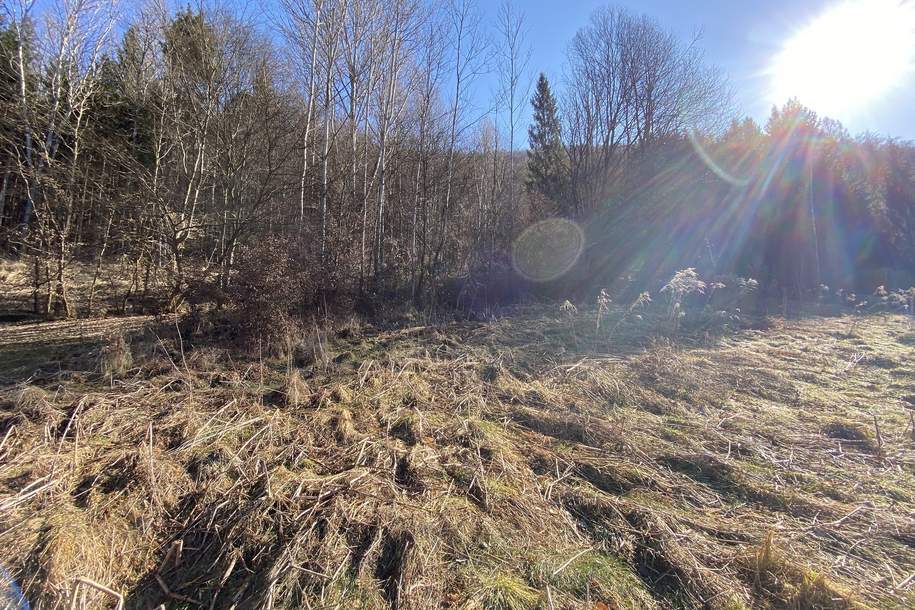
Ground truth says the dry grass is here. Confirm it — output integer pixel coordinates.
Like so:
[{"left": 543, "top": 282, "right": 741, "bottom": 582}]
[
  {"left": 13, "top": 385, "right": 51, "bottom": 419},
  {"left": 750, "top": 533, "right": 857, "bottom": 610},
  {"left": 463, "top": 571, "right": 540, "bottom": 610},
  {"left": 281, "top": 367, "right": 311, "bottom": 407},
  {"left": 97, "top": 333, "right": 133, "bottom": 380},
  {"left": 0, "top": 306, "right": 913, "bottom": 609},
  {"left": 0, "top": 257, "right": 168, "bottom": 318}
]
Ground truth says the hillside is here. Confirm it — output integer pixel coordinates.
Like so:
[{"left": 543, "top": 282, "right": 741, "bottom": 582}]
[{"left": 1, "top": 308, "right": 914, "bottom": 609}]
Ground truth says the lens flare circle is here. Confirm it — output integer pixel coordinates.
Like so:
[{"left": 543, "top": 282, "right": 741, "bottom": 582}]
[
  {"left": 770, "top": 0, "right": 915, "bottom": 119},
  {"left": 512, "top": 217, "right": 585, "bottom": 282}
]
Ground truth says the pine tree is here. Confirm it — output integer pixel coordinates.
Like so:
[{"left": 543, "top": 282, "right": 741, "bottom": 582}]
[{"left": 527, "top": 73, "right": 568, "bottom": 214}]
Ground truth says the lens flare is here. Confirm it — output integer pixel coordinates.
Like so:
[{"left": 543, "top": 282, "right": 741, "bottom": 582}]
[
  {"left": 769, "top": 0, "right": 915, "bottom": 119},
  {"left": 688, "top": 129, "right": 751, "bottom": 187},
  {"left": 512, "top": 218, "right": 584, "bottom": 282}
]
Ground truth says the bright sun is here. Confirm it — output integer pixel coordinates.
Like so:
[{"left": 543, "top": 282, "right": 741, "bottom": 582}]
[{"left": 770, "top": 0, "right": 915, "bottom": 119}]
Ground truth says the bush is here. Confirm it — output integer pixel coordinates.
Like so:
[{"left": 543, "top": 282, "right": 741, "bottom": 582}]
[
  {"left": 228, "top": 237, "right": 318, "bottom": 355},
  {"left": 443, "top": 256, "right": 534, "bottom": 316}
]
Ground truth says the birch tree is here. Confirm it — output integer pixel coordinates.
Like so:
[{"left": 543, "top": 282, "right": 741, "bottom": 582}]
[{"left": 495, "top": 0, "right": 529, "bottom": 239}]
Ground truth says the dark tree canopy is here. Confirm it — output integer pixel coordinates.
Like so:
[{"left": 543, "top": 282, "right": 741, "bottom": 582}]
[{"left": 526, "top": 73, "right": 569, "bottom": 215}]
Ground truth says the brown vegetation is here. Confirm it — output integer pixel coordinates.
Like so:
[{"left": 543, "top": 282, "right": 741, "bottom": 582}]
[{"left": 1, "top": 306, "right": 913, "bottom": 609}]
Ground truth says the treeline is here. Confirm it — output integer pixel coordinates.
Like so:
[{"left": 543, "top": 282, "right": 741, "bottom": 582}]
[
  {"left": 0, "top": 0, "right": 913, "bottom": 323},
  {"left": 535, "top": 96, "right": 915, "bottom": 301},
  {"left": 0, "top": 0, "right": 534, "bottom": 319}
]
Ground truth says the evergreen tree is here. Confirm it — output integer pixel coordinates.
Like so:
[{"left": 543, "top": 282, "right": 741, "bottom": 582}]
[{"left": 526, "top": 73, "right": 568, "bottom": 214}]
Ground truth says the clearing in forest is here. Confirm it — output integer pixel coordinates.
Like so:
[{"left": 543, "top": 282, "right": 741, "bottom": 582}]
[{"left": 0, "top": 308, "right": 913, "bottom": 609}]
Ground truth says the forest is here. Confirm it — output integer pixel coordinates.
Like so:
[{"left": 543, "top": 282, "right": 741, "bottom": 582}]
[{"left": 0, "top": 0, "right": 913, "bottom": 328}]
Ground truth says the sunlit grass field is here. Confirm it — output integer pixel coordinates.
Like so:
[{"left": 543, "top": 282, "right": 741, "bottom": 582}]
[{"left": 1, "top": 306, "right": 913, "bottom": 609}]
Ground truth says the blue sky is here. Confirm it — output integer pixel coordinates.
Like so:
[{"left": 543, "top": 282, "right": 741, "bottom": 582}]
[
  {"left": 475, "top": 0, "right": 915, "bottom": 140},
  {"left": 246, "top": 0, "right": 915, "bottom": 141}
]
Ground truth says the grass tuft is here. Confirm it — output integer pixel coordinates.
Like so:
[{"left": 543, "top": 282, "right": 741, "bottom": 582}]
[
  {"left": 463, "top": 570, "right": 540, "bottom": 610},
  {"left": 282, "top": 368, "right": 310, "bottom": 407},
  {"left": 97, "top": 333, "right": 133, "bottom": 379},
  {"left": 13, "top": 385, "right": 51, "bottom": 419},
  {"left": 332, "top": 407, "right": 357, "bottom": 443},
  {"left": 750, "top": 533, "right": 858, "bottom": 610},
  {"left": 531, "top": 549, "right": 657, "bottom": 609},
  {"left": 331, "top": 384, "right": 353, "bottom": 404}
]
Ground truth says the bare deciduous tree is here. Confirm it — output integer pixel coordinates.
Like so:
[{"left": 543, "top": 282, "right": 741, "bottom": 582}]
[{"left": 564, "top": 7, "right": 726, "bottom": 212}]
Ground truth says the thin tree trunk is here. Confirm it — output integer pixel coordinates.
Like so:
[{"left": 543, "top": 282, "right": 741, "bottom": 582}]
[
  {"left": 88, "top": 211, "right": 115, "bottom": 316},
  {"left": 0, "top": 173, "right": 9, "bottom": 226},
  {"left": 298, "top": 0, "right": 325, "bottom": 227},
  {"left": 319, "top": 36, "right": 339, "bottom": 263}
]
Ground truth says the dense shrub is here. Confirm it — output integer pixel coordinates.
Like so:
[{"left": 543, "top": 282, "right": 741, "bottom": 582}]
[{"left": 227, "top": 237, "right": 318, "bottom": 353}]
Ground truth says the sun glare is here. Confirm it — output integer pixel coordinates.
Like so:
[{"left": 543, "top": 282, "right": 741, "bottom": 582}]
[{"left": 770, "top": 0, "right": 915, "bottom": 119}]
